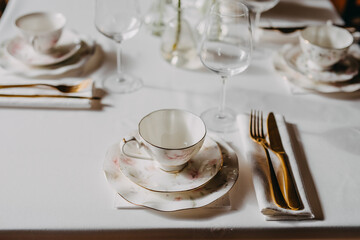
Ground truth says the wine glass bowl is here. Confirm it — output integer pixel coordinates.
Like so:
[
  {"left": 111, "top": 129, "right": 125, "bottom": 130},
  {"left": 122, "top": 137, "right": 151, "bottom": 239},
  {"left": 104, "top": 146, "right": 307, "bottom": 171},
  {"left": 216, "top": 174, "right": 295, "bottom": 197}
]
[
  {"left": 199, "top": 0, "right": 252, "bottom": 132},
  {"left": 95, "top": 0, "right": 142, "bottom": 93}
]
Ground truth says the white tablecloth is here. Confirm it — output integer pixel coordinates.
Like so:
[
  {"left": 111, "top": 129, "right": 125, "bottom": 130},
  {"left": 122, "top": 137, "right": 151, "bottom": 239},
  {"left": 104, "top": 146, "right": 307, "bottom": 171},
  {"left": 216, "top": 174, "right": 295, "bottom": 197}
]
[{"left": 0, "top": 0, "right": 359, "bottom": 239}]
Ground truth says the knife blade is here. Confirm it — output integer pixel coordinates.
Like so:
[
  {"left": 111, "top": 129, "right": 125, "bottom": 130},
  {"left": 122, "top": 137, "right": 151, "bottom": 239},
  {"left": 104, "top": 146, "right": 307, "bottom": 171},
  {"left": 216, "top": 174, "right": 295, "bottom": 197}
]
[{"left": 267, "top": 112, "right": 303, "bottom": 210}]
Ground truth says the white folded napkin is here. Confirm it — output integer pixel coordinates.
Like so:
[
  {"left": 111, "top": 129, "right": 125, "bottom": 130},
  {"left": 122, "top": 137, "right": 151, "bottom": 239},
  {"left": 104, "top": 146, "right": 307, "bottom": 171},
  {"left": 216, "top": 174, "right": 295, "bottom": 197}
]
[
  {"left": 237, "top": 114, "right": 314, "bottom": 220},
  {"left": 0, "top": 78, "right": 95, "bottom": 109}
]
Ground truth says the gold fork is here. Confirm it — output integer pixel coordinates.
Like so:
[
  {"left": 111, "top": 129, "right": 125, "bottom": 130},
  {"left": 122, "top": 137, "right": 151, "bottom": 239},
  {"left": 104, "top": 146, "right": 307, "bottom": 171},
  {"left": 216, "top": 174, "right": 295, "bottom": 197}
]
[
  {"left": 250, "top": 110, "right": 288, "bottom": 209},
  {"left": 0, "top": 78, "right": 92, "bottom": 93}
]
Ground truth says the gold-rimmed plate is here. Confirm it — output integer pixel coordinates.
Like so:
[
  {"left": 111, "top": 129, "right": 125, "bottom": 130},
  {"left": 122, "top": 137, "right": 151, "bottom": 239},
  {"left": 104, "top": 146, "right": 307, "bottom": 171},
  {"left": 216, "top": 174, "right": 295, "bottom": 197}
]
[
  {"left": 6, "top": 29, "right": 82, "bottom": 67},
  {"left": 103, "top": 138, "right": 238, "bottom": 212},
  {"left": 118, "top": 136, "right": 223, "bottom": 193},
  {"left": 283, "top": 44, "right": 359, "bottom": 83}
]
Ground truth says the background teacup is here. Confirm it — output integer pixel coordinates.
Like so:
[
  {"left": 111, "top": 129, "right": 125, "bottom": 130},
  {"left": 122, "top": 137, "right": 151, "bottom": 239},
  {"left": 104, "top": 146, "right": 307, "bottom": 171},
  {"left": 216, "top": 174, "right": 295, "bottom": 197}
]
[
  {"left": 15, "top": 12, "right": 66, "bottom": 53},
  {"left": 122, "top": 109, "right": 207, "bottom": 172},
  {"left": 299, "top": 23, "right": 353, "bottom": 70}
]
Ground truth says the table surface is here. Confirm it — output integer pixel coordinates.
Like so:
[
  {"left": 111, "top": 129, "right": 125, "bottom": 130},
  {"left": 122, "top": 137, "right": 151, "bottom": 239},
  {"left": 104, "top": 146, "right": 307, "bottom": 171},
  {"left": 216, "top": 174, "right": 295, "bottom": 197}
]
[{"left": 1, "top": 0, "right": 360, "bottom": 239}]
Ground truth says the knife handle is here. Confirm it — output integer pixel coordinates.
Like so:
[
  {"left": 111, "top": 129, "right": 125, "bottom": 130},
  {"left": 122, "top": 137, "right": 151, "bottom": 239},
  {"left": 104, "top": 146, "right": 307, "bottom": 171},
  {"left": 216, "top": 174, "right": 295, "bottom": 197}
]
[
  {"left": 275, "top": 152, "right": 303, "bottom": 210},
  {"left": 262, "top": 146, "right": 288, "bottom": 209}
]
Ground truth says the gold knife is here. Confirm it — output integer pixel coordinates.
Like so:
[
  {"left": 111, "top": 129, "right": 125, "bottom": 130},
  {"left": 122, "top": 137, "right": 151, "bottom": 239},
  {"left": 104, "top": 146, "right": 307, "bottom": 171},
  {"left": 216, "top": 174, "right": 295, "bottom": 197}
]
[
  {"left": 0, "top": 94, "right": 100, "bottom": 100},
  {"left": 267, "top": 112, "right": 303, "bottom": 210}
]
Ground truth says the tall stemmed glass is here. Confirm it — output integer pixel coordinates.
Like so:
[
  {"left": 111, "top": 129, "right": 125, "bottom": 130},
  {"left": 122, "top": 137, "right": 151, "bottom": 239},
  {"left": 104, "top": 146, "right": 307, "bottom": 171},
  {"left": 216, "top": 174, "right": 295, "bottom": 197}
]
[
  {"left": 95, "top": 0, "right": 142, "bottom": 93},
  {"left": 241, "top": 0, "right": 279, "bottom": 42},
  {"left": 199, "top": 0, "right": 252, "bottom": 132}
]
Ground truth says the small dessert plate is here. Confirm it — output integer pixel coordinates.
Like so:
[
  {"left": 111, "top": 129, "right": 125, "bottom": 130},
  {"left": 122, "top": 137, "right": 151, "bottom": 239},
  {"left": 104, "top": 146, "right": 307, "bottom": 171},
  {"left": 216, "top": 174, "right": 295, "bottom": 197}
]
[
  {"left": 6, "top": 29, "right": 81, "bottom": 66},
  {"left": 283, "top": 45, "right": 359, "bottom": 83},
  {"left": 119, "top": 136, "right": 223, "bottom": 193},
  {"left": 103, "top": 137, "right": 239, "bottom": 212}
]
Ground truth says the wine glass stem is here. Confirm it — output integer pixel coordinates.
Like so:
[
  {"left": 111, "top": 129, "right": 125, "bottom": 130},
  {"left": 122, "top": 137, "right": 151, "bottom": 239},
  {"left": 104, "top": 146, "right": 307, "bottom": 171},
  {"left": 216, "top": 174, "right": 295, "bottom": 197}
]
[
  {"left": 116, "top": 42, "right": 124, "bottom": 80},
  {"left": 253, "top": 11, "right": 261, "bottom": 42},
  {"left": 219, "top": 75, "right": 228, "bottom": 119}
]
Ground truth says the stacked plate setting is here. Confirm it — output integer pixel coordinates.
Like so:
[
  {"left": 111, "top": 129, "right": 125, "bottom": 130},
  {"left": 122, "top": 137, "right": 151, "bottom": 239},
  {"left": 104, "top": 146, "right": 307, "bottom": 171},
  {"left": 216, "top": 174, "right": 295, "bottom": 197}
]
[
  {"left": 275, "top": 44, "right": 360, "bottom": 93},
  {"left": 103, "top": 136, "right": 239, "bottom": 212},
  {"left": 0, "top": 29, "right": 100, "bottom": 78}
]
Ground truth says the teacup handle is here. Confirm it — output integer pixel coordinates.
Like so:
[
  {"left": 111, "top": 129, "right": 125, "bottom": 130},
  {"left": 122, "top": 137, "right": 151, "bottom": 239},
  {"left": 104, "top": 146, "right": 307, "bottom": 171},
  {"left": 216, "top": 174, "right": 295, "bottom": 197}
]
[
  {"left": 30, "top": 36, "right": 40, "bottom": 52},
  {"left": 122, "top": 137, "right": 152, "bottom": 160}
]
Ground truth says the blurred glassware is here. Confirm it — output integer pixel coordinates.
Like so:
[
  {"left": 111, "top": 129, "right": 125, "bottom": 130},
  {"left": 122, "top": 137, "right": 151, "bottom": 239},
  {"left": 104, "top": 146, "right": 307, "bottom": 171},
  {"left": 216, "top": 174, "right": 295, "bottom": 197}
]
[
  {"left": 160, "top": 0, "right": 202, "bottom": 69},
  {"left": 199, "top": 0, "right": 252, "bottom": 132},
  {"left": 95, "top": 0, "right": 142, "bottom": 93},
  {"left": 240, "top": 0, "right": 279, "bottom": 42},
  {"left": 144, "top": 0, "right": 170, "bottom": 36}
]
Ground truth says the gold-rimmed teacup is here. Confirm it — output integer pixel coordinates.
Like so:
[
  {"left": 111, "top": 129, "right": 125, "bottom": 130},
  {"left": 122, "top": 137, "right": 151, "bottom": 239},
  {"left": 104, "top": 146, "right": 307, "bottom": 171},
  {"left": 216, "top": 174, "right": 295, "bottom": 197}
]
[
  {"left": 122, "top": 109, "right": 207, "bottom": 173},
  {"left": 15, "top": 12, "right": 66, "bottom": 53}
]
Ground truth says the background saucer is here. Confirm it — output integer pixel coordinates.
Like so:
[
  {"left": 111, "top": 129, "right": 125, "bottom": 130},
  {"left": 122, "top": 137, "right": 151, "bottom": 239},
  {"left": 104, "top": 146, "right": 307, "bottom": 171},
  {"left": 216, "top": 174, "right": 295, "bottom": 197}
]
[
  {"left": 103, "top": 137, "right": 238, "bottom": 212},
  {"left": 119, "top": 136, "right": 223, "bottom": 193},
  {"left": 274, "top": 45, "right": 360, "bottom": 93},
  {"left": 6, "top": 29, "right": 81, "bottom": 66},
  {"left": 283, "top": 45, "right": 359, "bottom": 83},
  {"left": 0, "top": 34, "right": 101, "bottom": 79}
]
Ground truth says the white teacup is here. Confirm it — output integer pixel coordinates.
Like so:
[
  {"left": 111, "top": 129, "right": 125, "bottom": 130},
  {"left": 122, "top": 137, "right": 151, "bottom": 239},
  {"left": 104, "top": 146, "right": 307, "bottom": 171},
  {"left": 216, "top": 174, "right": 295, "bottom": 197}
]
[
  {"left": 299, "top": 23, "right": 353, "bottom": 70},
  {"left": 15, "top": 12, "right": 66, "bottom": 53},
  {"left": 122, "top": 109, "right": 207, "bottom": 172}
]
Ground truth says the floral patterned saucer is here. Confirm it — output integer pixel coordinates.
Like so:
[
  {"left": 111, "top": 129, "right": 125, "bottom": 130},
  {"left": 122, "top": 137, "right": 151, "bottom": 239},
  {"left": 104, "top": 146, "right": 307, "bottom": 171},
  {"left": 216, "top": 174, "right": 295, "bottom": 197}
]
[
  {"left": 6, "top": 29, "right": 81, "bottom": 66},
  {"left": 103, "top": 138, "right": 239, "bottom": 212},
  {"left": 283, "top": 45, "right": 359, "bottom": 83},
  {"left": 118, "top": 136, "right": 223, "bottom": 192}
]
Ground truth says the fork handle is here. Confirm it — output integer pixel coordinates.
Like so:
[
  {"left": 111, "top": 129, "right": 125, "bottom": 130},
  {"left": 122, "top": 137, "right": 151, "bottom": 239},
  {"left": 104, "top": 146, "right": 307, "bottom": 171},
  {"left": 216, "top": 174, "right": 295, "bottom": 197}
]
[
  {"left": 262, "top": 146, "right": 288, "bottom": 209},
  {"left": 275, "top": 151, "right": 303, "bottom": 210},
  {"left": 0, "top": 84, "right": 41, "bottom": 89}
]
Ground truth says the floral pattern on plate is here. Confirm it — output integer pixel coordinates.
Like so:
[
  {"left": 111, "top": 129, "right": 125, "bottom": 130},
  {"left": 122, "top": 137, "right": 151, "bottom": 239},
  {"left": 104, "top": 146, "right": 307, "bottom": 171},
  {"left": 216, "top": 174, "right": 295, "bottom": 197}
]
[
  {"left": 0, "top": 35, "right": 99, "bottom": 78},
  {"left": 275, "top": 44, "right": 360, "bottom": 93},
  {"left": 6, "top": 29, "right": 81, "bottom": 66},
  {"left": 118, "top": 136, "right": 223, "bottom": 192},
  {"left": 283, "top": 44, "right": 359, "bottom": 83},
  {"left": 103, "top": 137, "right": 239, "bottom": 212}
]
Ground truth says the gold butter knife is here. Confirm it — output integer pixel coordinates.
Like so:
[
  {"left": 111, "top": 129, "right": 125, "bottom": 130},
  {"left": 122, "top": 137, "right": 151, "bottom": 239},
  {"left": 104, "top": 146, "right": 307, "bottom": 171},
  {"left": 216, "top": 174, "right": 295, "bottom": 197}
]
[
  {"left": 267, "top": 112, "right": 303, "bottom": 210},
  {"left": 0, "top": 94, "right": 100, "bottom": 100}
]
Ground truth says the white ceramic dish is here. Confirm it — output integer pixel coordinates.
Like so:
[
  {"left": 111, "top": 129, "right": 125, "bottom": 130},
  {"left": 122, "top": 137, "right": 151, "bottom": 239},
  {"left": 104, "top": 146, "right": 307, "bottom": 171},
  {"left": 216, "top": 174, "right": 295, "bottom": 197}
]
[
  {"left": 119, "top": 135, "right": 223, "bottom": 192},
  {"left": 274, "top": 44, "right": 360, "bottom": 93},
  {"left": 122, "top": 109, "right": 207, "bottom": 172},
  {"left": 299, "top": 23, "right": 353, "bottom": 70},
  {"left": 103, "top": 137, "right": 239, "bottom": 212},
  {"left": 0, "top": 34, "right": 97, "bottom": 78},
  {"left": 15, "top": 12, "right": 66, "bottom": 53},
  {"left": 6, "top": 29, "right": 81, "bottom": 66},
  {"left": 283, "top": 45, "right": 358, "bottom": 83}
]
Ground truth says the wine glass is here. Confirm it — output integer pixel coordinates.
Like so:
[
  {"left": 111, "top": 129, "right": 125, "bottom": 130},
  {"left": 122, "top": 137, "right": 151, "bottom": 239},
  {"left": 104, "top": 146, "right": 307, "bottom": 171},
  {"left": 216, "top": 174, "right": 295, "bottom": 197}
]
[
  {"left": 95, "top": 0, "right": 142, "bottom": 93},
  {"left": 240, "top": 0, "right": 279, "bottom": 42},
  {"left": 199, "top": 0, "right": 252, "bottom": 132}
]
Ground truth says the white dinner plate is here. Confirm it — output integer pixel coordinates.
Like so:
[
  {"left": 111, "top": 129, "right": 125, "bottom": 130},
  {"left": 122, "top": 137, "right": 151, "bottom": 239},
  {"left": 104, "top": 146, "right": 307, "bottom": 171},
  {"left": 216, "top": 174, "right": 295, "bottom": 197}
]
[
  {"left": 103, "top": 138, "right": 239, "bottom": 212},
  {"left": 6, "top": 29, "right": 82, "bottom": 66},
  {"left": 119, "top": 135, "right": 223, "bottom": 193}
]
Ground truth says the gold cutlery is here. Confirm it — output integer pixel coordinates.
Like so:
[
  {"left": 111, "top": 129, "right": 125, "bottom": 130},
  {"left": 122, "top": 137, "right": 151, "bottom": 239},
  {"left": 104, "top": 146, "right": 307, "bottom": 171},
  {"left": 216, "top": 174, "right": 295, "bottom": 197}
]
[
  {"left": 261, "top": 25, "right": 356, "bottom": 34},
  {"left": 267, "top": 112, "right": 303, "bottom": 210},
  {"left": 0, "top": 94, "right": 100, "bottom": 100},
  {"left": 0, "top": 78, "right": 92, "bottom": 93},
  {"left": 250, "top": 110, "right": 288, "bottom": 209}
]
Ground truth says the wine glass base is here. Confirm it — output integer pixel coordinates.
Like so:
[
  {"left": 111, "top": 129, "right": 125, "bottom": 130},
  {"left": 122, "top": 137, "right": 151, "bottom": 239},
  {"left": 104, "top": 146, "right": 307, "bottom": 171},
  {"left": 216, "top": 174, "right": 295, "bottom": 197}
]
[
  {"left": 103, "top": 74, "right": 143, "bottom": 94},
  {"left": 201, "top": 107, "right": 238, "bottom": 133}
]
